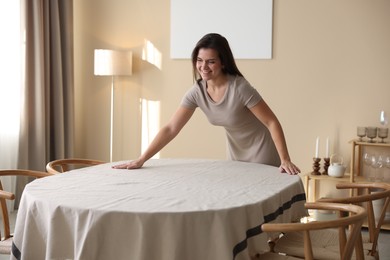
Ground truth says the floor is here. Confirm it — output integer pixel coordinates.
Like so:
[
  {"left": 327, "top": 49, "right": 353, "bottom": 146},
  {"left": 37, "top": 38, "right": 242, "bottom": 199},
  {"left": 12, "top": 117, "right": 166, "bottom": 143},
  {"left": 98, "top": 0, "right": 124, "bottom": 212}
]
[
  {"left": 370, "top": 228, "right": 390, "bottom": 259},
  {"left": 1, "top": 212, "right": 390, "bottom": 259}
]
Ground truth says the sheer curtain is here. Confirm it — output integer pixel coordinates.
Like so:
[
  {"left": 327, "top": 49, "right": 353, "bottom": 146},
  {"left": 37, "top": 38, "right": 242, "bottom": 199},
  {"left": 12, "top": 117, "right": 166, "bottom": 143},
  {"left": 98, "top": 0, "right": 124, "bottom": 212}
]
[
  {"left": 0, "top": 0, "right": 22, "bottom": 211},
  {"left": 15, "top": 0, "right": 75, "bottom": 206}
]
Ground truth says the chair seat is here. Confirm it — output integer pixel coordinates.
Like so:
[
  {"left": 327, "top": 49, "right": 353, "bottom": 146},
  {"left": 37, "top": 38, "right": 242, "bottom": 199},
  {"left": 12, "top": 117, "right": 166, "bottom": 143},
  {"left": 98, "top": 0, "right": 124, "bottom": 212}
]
[
  {"left": 274, "top": 229, "right": 376, "bottom": 260},
  {"left": 0, "top": 237, "right": 13, "bottom": 254},
  {"left": 256, "top": 252, "right": 302, "bottom": 259}
]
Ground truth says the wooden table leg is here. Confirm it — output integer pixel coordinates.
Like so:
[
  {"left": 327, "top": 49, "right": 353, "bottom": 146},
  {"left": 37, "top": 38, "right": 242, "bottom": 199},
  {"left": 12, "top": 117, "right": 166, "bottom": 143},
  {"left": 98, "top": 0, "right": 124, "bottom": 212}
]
[{"left": 304, "top": 175, "right": 310, "bottom": 202}]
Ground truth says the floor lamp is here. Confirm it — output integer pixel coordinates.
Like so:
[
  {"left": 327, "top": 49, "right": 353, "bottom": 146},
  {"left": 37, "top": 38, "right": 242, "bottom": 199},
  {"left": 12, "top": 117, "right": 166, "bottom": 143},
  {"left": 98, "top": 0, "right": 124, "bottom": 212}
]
[{"left": 94, "top": 49, "right": 133, "bottom": 162}]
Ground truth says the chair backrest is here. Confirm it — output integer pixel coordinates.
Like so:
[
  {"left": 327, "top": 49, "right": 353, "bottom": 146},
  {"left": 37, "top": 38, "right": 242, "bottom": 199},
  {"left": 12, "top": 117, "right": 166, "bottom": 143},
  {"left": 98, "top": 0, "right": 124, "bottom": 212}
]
[
  {"left": 46, "top": 158, "right": 105, "bottom": 174},
  {"left": 319, "top": 182, "right": 390, "bottom": 258},
  {"left": 261, "top": 202, "right": 367, "bottom": 260},
  {"left": 0, "top": 170, "right": 52, "bottom": 244}
]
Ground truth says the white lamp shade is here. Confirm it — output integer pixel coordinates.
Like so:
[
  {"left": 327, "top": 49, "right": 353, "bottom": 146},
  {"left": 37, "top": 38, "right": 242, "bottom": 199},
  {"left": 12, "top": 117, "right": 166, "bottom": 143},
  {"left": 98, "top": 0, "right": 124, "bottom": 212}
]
[{"left": 94, "top": 49, "right": 133, "bottom": 76}]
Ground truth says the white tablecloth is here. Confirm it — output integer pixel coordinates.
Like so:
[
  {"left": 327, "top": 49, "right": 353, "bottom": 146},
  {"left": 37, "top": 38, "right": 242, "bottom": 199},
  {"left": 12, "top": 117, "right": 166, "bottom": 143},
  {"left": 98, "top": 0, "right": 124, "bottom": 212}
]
[{"left": 12, "top": 159, "right": 307, "bottom": 260}]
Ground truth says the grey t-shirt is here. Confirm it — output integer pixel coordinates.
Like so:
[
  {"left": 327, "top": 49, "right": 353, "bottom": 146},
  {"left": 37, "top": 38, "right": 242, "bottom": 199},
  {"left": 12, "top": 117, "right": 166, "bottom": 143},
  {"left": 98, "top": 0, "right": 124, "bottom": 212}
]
[{"left": 181, "top": 75, "right": 280, "bottom": 167}]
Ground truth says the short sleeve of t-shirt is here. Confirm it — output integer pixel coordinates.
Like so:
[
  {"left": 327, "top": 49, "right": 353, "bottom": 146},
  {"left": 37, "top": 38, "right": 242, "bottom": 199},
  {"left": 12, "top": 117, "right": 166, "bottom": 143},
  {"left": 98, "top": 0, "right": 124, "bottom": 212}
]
[
  {"left": 235, "top": 77, "right": 262, "bottom": 108},
  {"left": 181, "top": 83, "right": 200, "bottom": 109}
]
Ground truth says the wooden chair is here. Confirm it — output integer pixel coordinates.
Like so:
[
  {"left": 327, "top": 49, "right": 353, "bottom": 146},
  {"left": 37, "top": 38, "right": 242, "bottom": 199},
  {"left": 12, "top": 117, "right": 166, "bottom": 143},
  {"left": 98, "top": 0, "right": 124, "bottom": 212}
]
[
  {"left": 320, "top": 182, "right": 390, "bottom": 259},
  {"left": 46, "top": 158, "right": 105, "bottom": 174},
  {"left": 273, "top": 182, "right": 390, "bottom": 260},
  {"left": 0, "top": 170, "right": 52, "bottom": 254},
  {"left": 259, "top": 202, "right": 367, "bottom": 260}
]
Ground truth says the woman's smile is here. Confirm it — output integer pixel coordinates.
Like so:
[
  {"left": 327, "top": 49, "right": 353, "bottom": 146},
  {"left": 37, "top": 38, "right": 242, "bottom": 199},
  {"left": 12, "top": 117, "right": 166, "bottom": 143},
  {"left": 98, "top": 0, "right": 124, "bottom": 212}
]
[{"left": 196, "top": 48, "right": 223, "bottom": 81}]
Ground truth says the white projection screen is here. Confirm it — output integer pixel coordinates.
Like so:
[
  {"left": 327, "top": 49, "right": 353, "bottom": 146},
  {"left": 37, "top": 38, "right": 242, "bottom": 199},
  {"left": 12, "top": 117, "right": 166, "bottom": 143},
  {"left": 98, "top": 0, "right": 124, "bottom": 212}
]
[{"left": 170, "top": 0, "right": 273, "bottom": 60}]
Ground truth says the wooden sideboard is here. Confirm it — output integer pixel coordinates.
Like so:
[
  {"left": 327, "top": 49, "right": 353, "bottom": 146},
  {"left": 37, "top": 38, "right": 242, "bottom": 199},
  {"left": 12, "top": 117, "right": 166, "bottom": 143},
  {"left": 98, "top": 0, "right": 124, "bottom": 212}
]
[{"left": 304, "top": 139, "right": 390, "bottom": 230}]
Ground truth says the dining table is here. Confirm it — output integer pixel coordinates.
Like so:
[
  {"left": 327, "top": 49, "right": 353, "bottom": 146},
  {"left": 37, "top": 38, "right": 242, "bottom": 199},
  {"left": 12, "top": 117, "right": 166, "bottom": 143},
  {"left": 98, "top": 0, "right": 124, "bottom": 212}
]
[{"left": 11, "top": 158, "right": 307, "bottom": 260}]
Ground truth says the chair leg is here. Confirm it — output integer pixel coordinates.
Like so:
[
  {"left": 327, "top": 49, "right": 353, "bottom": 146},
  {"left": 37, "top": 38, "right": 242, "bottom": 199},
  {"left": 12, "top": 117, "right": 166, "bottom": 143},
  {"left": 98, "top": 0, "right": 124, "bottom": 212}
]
[
  {"left": 355, "top": 231, "right": 364, "bottom": 260},
  {"left": 267, "top": 233, "right": 284, "bottom": 253}
]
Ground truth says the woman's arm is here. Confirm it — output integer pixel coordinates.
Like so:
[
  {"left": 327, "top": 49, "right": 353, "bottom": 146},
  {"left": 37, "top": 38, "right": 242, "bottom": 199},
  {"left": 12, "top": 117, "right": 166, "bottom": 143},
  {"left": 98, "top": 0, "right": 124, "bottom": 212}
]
[
  {"left": 113, "top": 106, "right": 195, "bottom": 169},
  {"left": 249, "top": 100, "right": 300, "bottom": 175}
]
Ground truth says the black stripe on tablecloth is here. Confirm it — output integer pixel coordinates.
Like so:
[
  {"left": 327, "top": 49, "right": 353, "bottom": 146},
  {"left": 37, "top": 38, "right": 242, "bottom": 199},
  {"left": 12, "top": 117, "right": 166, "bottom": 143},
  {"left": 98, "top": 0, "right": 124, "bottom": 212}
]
[
  {"left": 232, "top": 192, "right": 306, "bottom": 259},
  {"left": 12, "top": 242, "right": 21, "bottom": 260}
]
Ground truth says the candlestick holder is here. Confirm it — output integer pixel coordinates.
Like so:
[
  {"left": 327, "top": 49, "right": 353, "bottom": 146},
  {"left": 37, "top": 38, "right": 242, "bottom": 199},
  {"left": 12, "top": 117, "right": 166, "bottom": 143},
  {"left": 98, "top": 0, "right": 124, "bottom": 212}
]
[
  {"left": 311, "top": 157, "right": 321, "bottom": 175},
  {"left": 322, "top": 157, "right": 330, "bottom": 175}
]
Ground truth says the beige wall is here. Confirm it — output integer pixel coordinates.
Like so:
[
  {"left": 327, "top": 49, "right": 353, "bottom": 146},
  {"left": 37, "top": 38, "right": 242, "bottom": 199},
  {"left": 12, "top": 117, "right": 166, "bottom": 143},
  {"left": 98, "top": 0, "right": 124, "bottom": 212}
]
[{"left": 74, "top": 0, "right": 390, "bottom": 177}]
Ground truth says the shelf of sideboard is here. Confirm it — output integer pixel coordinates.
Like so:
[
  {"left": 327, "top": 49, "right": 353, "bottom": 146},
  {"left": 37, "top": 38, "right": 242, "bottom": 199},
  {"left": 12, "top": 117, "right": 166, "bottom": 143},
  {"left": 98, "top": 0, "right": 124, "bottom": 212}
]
[
  {"left": 350, "top": 139, "right": 390, "bottom": 181},
  {"left": 351, "top": 140, "right": 390, "bottom": 147},
  {"left": 363, "top": 221, "right": 390, "bottom": 231},
  {"left": 303, "top": 173, "right": 368, "bottom": 202}
]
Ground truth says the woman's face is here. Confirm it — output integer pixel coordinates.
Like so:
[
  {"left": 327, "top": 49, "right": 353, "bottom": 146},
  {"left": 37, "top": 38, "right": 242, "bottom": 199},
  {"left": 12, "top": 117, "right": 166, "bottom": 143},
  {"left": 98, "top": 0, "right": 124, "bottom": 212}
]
[{"left": 196, "top": 48, "right": 224, "bottom": 81}]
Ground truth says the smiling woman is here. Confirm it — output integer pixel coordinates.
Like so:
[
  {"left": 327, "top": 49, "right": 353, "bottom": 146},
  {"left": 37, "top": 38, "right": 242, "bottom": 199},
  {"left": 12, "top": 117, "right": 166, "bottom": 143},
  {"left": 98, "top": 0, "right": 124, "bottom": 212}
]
[{"left": 0, "top": 0, "right": 21, "bottom": 169}]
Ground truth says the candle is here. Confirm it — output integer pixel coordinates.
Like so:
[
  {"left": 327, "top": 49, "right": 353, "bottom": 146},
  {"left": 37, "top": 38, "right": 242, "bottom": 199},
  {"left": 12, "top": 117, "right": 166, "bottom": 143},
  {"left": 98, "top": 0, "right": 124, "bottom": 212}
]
[
  {"left": 315, "top": 137, "right": 320, "bottom": 158},
  {"left": 326, "top": 137, "right": 330, "bottom": 158}
]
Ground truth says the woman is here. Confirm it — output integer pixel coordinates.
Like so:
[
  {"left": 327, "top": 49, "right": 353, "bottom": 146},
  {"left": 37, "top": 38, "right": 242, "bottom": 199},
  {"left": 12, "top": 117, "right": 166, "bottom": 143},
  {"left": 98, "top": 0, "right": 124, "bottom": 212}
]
[{"left": 114, "top": 33, "right": 300, "bottom": 174}]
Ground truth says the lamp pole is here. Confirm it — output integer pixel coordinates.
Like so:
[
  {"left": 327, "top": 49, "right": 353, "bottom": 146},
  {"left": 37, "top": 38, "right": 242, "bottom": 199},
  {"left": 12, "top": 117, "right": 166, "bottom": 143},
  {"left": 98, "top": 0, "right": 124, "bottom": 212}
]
[{"left": 110, "top": 76, "right": 115, "bottom": 162}]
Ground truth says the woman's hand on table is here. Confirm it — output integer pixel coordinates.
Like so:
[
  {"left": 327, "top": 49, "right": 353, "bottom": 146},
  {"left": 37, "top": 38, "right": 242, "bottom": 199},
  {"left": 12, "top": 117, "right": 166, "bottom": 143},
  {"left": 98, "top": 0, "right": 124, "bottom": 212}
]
[
  {"left": 279, "top": 161, "right": 301, "bottom": 175},
  {"left": 112, "top": 159, "right": 144, "bottom": 170}
]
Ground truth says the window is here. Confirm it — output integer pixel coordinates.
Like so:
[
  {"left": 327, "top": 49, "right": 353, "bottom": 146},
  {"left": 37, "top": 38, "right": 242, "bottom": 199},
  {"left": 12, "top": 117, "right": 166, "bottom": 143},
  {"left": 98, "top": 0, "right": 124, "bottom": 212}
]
[{"left": 0, "top": 0, "right": 22, "bottom": 168}]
